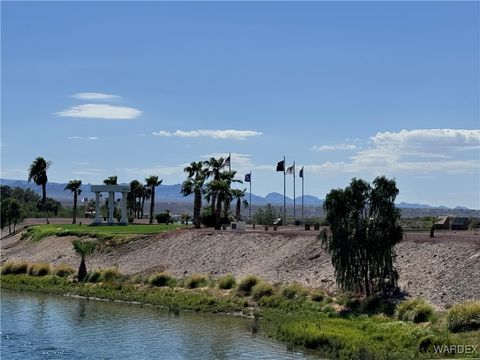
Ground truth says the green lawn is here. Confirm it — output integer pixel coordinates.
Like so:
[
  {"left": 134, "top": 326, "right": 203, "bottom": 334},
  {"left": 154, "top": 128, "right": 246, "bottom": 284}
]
[{"left": 23, "top": 223, "right": 185, "bottom": 242}]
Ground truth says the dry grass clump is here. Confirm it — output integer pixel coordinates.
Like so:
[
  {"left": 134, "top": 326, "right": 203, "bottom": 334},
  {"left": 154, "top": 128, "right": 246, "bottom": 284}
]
[
  {"left": 236, "top": 275, "right": 260, "bottom": 296},
  {"left": 27, "top": 263, "right": 51, "bottom": 276},
  {"left": 395, "top": 298, "right": 435, "bottom": 323},
  {"left": 148, "top": 272, "right": 176, "bottom": 287},
  {"left": 251, "top": 282, "right": 274, "bottom": 300},
  {"left": 218, "top": 274, "right": 236, "bottom": 290},
  {"left": 53, "top": 263, "right": 75, "bottom": 277},
  {"left": 183, "top": 274, "right": 208, "bottom": 289},
  {"left": 447, "top": 301, "right": 480, "bottom": 332}
]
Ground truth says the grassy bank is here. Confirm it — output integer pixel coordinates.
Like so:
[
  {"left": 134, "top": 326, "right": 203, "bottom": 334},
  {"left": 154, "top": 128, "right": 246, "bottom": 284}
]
[
  {"left": 2, "top": 265, "right": 479, "bottom": 359},
  {"left": 21, "top": 223, "right": 185, "bottom": 242}
]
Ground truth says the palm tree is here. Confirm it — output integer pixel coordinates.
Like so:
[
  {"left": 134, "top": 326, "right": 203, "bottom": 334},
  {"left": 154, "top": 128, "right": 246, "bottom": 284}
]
[
  {"left": 203, "top": 157, "right": 225, "bottom": 213},
  {"left": 127, "top": 180, "right": 142, "bottom": 219},
  {"left": 232, "top": 189, "right": 249, "bottom": 221},
  {"left": 28, "top": 157, "right": 52, "bottom": 224},
  {"left": 103, "top": 176, "right": 118, "bottom": 185},
  {"left": 205, "top": 179, "right": 231, "bottom": 230},
  {"left": 145, "top": 176, "right": 163, "bottom": 224},
  {"left": 72, "top": 239, "right": 96, "bottom": 281},
  {"left": 65, "top": 180, "right": 82, "bottom": 224},
  {"left": 219, "top": 170, "right": 241, "bottom": 219},
  {"left": 182, "top": 161, "right": 207, "bottom": 229}
]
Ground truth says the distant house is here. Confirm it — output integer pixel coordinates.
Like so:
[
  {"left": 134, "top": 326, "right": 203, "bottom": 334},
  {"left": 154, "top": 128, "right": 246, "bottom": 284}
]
[
  {"left": 434, "top": 216, "right": 450, "bottom": 230},
  {"left": 451, "top": 217, "right": 469, "bottom": 230}
]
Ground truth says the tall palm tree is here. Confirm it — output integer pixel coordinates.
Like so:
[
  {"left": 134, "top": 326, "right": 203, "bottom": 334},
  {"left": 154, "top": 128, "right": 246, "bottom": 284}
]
[
  {"left": 127, "top": 180, "right": 142, "bottom": 219},
  {"left": 182, "top": 161, "right": 206, "bottom": 229},
  {"left": 28, "top": 157, "right": 52, "bottom": 224},
  {"left": 145, "top": 176, "right": 163, "bottom": 224},
  {"left": 203, "top": 157, "right": 225, "bottom": 213},
  {"left": 65, "top": 180, "right": 82, "bottom": 224},
  {"left": 72, "top": 239, "right": 96, "bottom": 281},
  {"left": 219, "top": 170, "right": 241, "bottom": 219},
  {"left": 232, "top": 189, "right": 249, "bottom": 221},
  {"left": 205, "top": 179, "right": 231, "bottom": 230},
  {"left": 103, "top": 176, "right": 118, "bottom": 185}
]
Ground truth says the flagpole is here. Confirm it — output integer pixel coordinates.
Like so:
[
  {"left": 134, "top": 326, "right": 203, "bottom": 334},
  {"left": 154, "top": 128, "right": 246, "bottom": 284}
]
[
  {"left": 301, "top": 166, "right": 304, "bottom": 225},
  {"left": 283, "top": 156, "right": 286, "bottom": 226},
  {"left": 293, "top": 161, "right": 296, "bottom": 225},
  {"left": 249, "top": 171, "right": 252, "bottom": 222}
]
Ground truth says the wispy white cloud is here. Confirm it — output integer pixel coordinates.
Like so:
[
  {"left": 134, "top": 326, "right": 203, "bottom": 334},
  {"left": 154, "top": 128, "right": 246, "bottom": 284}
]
[
  {"left": 71, "top": 92, "right": 122, "bottom": 101},
  {"left": 68, "top": 136, "right": 99, "bottom": 140},
  {"left": 116, "top": 164, "right": 190, "bottom": 177},
  {"left": 311, "top": 144, "right": 357, "bottom": 151},
  {"left": 72, "top": 168, "right": 105, "bottom": 176},
  {"left": 306, "top": 129, "right": 480, "bottom": 174},
  {"left": 56, "top": 104, "right": 141, "bottom": 120},
  {"left": 152, "top": 129, "right": 262, "bottom": 140}
]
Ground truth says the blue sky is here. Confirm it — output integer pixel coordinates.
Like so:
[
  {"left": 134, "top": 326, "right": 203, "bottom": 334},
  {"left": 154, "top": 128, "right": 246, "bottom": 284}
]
[{"left": 1, "top": 2, "right": 479, "bottom": 208}]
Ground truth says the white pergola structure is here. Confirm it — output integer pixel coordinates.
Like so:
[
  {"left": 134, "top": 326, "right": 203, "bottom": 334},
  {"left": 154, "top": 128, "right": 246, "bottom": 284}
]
[{"left": 91, "top": 185, "right": 130, "bottom": 225}]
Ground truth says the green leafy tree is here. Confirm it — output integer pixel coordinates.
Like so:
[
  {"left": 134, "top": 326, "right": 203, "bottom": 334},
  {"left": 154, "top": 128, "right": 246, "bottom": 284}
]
[
  {"left": 320, "top": 176, "right": 403, "bottom": 296},
  {"left": 232, "top": 189, "right": 249, "bottom": 221},
  {"left": 65, "top": 180, "right": 82, "bottom": 224},
  {"left": 253, "top": 204, "right": 280, "bottom": 225},
  {"left": 145, "top": 176, "right": 163, "bottom": 224},
  {"left": 28, "top": 157, "right": 52, "bottom": 224},
  {"left": 180, "top": 213, "right": 191, "bottom": 225},
  {"left": 182, "top": 161, "right": 207, "bottom": 229},
  {"left": 72, "top": 239, "right": 96, "bottom": 281},
  {"left": 1, "top": 198, "right": 24, "bottom": 233},
  {"left": 429, "top": 216, "right": 439, "bottom": 238}
]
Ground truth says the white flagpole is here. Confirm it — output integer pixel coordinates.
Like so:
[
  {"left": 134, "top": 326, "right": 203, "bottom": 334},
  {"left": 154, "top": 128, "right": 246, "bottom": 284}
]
[
  {"left": 283, "top": 156, "right": 286, "bottom": 226},
  {"left": 249, "top": 171, "right": 252, "bottom": 222},
  {"left": 229, "top": 152, "right": 231, "bottom": 172},
  {"left": 293, "top": 161, "right": 296, "bottom": 225},
  {"left": 301, "top": 166, "right": 304, "bottom": 225}
]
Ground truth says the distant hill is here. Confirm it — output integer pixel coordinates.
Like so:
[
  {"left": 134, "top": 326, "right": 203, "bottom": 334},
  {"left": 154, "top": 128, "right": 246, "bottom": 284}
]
[{"left": 1, "top": 179, "right": 477, "bottom": 215}]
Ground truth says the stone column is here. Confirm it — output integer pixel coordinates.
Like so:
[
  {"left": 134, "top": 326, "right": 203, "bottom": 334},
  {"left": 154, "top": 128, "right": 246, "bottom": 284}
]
[
  {"left": 120, "top": 192, "right": 128, "bottom": 224},
  {"left": 108, "top": 191, "right": 114, "bottom": 224},
  {"left": 94, "top": 192, "right": 101, "bottom": 224}
]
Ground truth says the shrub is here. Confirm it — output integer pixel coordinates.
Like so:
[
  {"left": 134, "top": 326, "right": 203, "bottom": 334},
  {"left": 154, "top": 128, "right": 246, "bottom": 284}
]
[
  {"left": 155, "top": 212, "right": 171, "bottom": 224},
  {"left": 251, "top": 282, "right": 274, "bottom": 300},
  {"left": 218, "top": 274, "right": 236, "bottom": 290},
  {"left": 395, "top": 298, "right": 435, "bottom": 323},
  {"left": 311, "top": 291, "right": 325, "bottom": 302},
  {"left": 447, "top": 301, "right": 480, "bottom": 332},
  {"left": 11, "top": 261, "right": 29, "bottom": 275},
  {"left": 149, "top": 272, "right": 176, "bottom": 287},
  {"left": 28, "top": 263, "right": 51, "bottom": 276},
  {"left": 236, "top": 275, "right": 260, "bottom": 296},
  {"left": 281, "top": 282, "right": 308, "bottom": 299},
  {"left": 184, "top": 274, "right": 208, "bottom": 289},
  {"left": 1, "top": 262, "right": 14, "bottom": 275},
  {"left": 100, "top": 268, "right": 124, "bottom": 283},
  {"left": 86, "top": 270, "right": 102, "bottom": 283},
  {"left": 53, "top": 264, "right": 75, "bottom": 277}
]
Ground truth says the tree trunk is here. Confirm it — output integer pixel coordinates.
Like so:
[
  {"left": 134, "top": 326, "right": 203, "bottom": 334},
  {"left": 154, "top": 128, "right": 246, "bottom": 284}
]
[
  {"left": 42, "top": 183, "right": 49, "bottom": 224},
  {"left": 73, "top": 191, "right": 77, "bottom": 224},
  {"left": 211, "top": 193, "right": 217, "bottom": 214},
  {"left": 193, "top": 189, "right": 201, "bottom": 229},
  {"left": 215, "top": 195, "right": 222, "bottom": 230},
  {"left": 78, "top": 256, "right": 87, "bottom": 281},
  {"left": 364, "top": 264, "right": 370, "bottom": 297},
  {"left": 141, "top": 195, "right": 146, "bottom": 219},
  {"left": 149, "top": 187, "right": 155, "bottom": 224},
  {"left": 236, "top": 199, "right": 241, "bottom": 221}
]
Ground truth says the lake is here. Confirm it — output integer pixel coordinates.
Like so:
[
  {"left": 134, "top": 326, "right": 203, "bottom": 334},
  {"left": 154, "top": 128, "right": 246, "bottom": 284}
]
[{"left": 1, "top": 290, "right": 319, "bottom": 359}]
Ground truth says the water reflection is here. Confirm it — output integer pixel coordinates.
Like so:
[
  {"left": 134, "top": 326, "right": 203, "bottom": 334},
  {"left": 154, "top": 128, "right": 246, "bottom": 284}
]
[{"left": 1, "top": 290, "right": 318, "bottom": 359}]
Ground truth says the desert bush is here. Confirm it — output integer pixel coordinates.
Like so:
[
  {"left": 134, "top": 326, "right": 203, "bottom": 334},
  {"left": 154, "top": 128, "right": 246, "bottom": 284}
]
[
  {"left": 53, "top": 263, "right": 75, "bottom": 277},
  {"left": 100, "top": 268, "right": 124, "bottom": 283},
  {"left": 11, "top": 261, "right": 29, "bottom": 275},
  {"left": 311, "top": 291, "right": 325, "bottom": 302},
  {"left": 28, "top": 263, "right": 51, "bottom": 276},
  {"left": 218, "top": 274, "right": 236, "bottom": 290},
  {"left": 395, "top": 298, "right": 435, "bottom": 323},
  {"left": 1, "top": 262, "right": 14, "bottom": 275},
  {"left": 184, "top": 274, "right": 208, "bottom": 289},
  {"left": 236, "top": 275, "right": 259, "bottom": 296},
  {"left": 281, "top": 282, "right": 308, "bottom": 299},
  {"left": 251, "top": 282, "right": 274, "bottom": 300},
  {"left": 86, "top": 270, "right": 102, "bottom": 283},
  {"left": 149, "top": 273, "right": 176, "bottom": 287},
  {"left": 447, "top": 301, "right": 480, "bottom": 332}
]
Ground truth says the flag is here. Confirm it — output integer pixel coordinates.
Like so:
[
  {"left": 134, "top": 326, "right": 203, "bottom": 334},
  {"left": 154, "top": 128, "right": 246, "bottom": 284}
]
[
  {"left": 276, "top": 160, "right": 285, "bottom": 172},
  {"left": 82, "top": 197, "right": 88, "bottom": 203},
  {"left": 244, "top": 173, "right": 251, "bottom": 182},
  {"left": 286, "top": 165, "right": 295, "bottom": 175},
  {"left": 224, "top": 155, "right": 231, "bottom": 168},
  {"left": 299, "top": 167, "right": 304, "bottom": 178}
]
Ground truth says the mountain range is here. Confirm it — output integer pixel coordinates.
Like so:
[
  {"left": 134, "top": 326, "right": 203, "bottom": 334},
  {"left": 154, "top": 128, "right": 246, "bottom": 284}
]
[{"left": 0, "top": 178, "right": 474, "bottom": 210}]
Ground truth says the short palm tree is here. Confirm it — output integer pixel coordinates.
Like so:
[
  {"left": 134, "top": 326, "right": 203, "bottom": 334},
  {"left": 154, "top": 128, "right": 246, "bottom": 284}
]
[
  {"left": 145, "top": 176, "right": 163, "bottom": 224},
  {"left": 72, "top": 239, "right": 96, "bottom": 281},
  {"left": 65, "top": 180, "right": 82, "bottom": 224},
  {"left": 203, "top": 157, "right": 225, "bottom": 213},
  {"left": 232, "top": 189, "right": 249, "bottom": 221},
  {"left": 103, "top": 176, "right": 118, "bottom": 185},
  {"left": 182, "top": 161, "right": 207, "bottom": 229},
  {"left": 28, "top": 157, "right": 52, "bottom": 224}
]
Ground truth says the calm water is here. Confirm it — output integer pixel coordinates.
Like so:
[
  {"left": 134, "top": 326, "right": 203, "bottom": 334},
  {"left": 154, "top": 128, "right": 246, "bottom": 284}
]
[{"left": 1, "top": 290, "right": 318, "bottom": 360}]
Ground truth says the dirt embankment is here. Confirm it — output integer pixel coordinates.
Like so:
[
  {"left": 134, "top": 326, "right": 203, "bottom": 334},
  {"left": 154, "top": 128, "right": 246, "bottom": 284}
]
[{"left": 2, "top": 229, "right": 479, "bottom": 308}]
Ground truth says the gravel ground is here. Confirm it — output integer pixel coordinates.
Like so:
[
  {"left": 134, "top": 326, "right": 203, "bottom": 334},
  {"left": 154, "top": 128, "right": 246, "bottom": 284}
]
[{"left": 2, "top": 229, "right": 479, "bottom": 308}]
